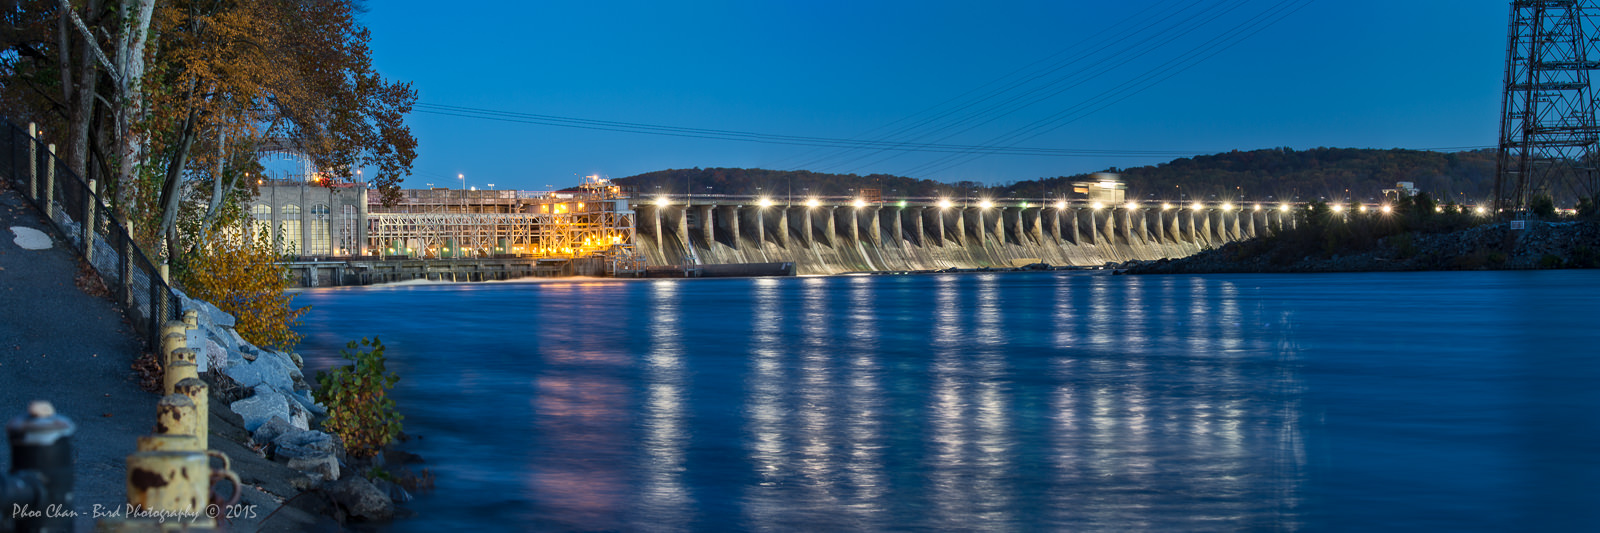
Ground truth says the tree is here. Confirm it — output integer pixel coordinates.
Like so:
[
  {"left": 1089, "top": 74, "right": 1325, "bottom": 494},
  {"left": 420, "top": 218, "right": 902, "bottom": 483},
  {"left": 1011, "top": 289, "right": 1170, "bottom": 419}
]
[{"left": 138, "top": 0, "right": 417, "bottom": 259}]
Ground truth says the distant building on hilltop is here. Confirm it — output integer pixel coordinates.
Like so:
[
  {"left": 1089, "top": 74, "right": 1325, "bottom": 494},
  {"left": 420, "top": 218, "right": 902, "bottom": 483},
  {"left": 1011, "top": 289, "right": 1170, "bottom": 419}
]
[
  {"left": 1382, "top": 181, "right": 1419, "bottom": 202},
  {"left": 1072, "top": 173, "right": 1126, "bottom": 204}
]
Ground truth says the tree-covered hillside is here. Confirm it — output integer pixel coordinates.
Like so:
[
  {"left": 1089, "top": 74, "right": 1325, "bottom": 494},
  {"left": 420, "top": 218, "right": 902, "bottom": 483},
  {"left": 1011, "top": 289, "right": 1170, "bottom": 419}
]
[{"left": 617, "top": 147, "right": 1499, "bottom": 204}]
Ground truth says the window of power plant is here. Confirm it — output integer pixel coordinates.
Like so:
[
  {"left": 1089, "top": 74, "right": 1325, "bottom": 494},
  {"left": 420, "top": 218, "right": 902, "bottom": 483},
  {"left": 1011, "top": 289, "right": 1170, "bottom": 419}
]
[
  {"left": 281, "top": 204, "right": 302, "bottom": 254},
  {"left": 250, "top": 203, "right": 273, "bottom": 244},
  {"left": 340, "top": 205, "right": 357, "bottom": 255},
  {"left": 309, "top": 204, "right": 331, "bottom": 255}
]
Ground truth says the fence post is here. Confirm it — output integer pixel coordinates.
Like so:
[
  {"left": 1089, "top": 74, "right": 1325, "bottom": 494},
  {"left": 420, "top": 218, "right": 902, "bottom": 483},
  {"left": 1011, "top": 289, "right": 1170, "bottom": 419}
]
[
  {"left": 26, "top": 123, "right": 37, "bottom": 201},
  {"left": 84, "top": 179, "right": 96, "bottom": 263},
  {"left": 44, "top": 144, "right": 56, "bottom": 222},
  {"left": 119, "top": 226, "right": 133, "bottom": 309},
  {"left": 150, "top": 279, "right": 167, "bottom": 347}
]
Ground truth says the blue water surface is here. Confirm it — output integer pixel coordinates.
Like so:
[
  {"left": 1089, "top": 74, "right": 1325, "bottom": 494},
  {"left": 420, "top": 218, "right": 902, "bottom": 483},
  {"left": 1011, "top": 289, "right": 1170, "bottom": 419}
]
[{"left": 293, "top": 270, "right": 1600, "bottom": 532}]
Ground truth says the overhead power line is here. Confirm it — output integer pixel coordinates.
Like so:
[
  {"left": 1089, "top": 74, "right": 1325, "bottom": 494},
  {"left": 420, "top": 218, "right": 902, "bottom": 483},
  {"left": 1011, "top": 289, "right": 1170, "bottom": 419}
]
[
  {"left": 898, "top": 0, "right": 1316, "bottom": 178},
  {"left": 411, "top": 102, "right": 1205, "bottom": 157}
]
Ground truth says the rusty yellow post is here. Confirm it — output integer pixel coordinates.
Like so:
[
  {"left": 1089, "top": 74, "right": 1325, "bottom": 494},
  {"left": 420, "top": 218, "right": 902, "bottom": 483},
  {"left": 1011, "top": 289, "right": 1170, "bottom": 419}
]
[
  {"left": 154, "top": 393, "right": 197, "bottom": 438},
  {"left": 183, "top": 309, "right": 198, "bottom": 329},
  {"left": 125, "top": 449, "right": 240, "bottom": 518},
  {"left": 173, "top": 377, "right": 209, "bottom": 450},
  {"left": 135, "top": 434, "right": 199, "bottom": 452},
  {"left": 165, "top": 348, "right": 197, "bottom": 369},
  {"left": 159, "top": 331, "right": 186, "bottom": 364},
  {"left": 163, "top": 361, "right": 198, "bottom": 396}
]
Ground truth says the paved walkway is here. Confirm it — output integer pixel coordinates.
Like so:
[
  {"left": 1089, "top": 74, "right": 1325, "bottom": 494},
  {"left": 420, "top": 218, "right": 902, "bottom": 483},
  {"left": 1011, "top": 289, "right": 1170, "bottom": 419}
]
[{"left": 0, "top": 182, "right": 159, "bottom": 524}]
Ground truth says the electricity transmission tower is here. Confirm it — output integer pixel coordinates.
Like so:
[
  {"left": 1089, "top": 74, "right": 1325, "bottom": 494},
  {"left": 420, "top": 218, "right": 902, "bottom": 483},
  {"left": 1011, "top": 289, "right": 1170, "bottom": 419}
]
[{"left": 1495, "top": 0, "right": 1600, "bottom": 217}]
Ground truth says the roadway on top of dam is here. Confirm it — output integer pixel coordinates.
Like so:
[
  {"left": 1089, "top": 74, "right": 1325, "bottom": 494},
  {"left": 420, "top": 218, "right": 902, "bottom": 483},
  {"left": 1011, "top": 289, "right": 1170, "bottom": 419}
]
[{"left": 644, "top": 193, "right": 1320, "bottom": 213}]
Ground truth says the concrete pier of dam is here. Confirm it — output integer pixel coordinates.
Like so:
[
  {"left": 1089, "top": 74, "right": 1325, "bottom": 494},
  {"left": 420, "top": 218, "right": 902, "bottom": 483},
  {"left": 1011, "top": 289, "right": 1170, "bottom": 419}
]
[{"left": 635, "top": 199, "right": 1297, "bottom": 276}]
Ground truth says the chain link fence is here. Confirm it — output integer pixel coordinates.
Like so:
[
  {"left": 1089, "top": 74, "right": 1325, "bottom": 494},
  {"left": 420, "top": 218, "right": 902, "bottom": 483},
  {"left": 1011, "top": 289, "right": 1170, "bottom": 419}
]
[{"left": 1, "top": 118, "right": 179, "bottom": 347}]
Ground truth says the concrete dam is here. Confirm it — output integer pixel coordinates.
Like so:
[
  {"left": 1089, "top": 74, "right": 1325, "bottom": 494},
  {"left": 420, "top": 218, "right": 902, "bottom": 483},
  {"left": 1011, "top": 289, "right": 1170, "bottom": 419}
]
[{"left": 634, "top": 198, "right": 1295, "bottom": 275}]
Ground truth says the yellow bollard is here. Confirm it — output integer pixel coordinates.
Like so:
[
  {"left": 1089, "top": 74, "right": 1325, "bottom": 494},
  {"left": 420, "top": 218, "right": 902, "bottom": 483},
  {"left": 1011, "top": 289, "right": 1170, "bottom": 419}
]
[
  {"left": 135, "top": 434, "right": 199, "bottom": 452},
  {"left": 182, "top": 309, "right": 199, "bottom": 329},
  {"left": 163, "top": 361, "right": 198, "bottom": 396},
  {"left": 172, "top": 377, "right": 209, "bottom": 450},
  {"left": 125, "top": 449, "right": 241, "bottom": 517},
  {"left": 154, "top": 394, "right": 197, "bottom": 437},
  {"left": 159, "top": 331, "right": 186, "bottom": 365},
  {"left": 165, "top": 348, "right": 197, "bottom": 369},
  {"left": 160, "top": 320, "right": 188, "bottom": 338}
]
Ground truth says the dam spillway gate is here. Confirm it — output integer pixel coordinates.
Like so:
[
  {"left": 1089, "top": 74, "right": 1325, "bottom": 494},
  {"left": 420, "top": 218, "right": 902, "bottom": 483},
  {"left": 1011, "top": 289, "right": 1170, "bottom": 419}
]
[{"left": 636, "top": 198, "right": 1296, "bottom": 276}]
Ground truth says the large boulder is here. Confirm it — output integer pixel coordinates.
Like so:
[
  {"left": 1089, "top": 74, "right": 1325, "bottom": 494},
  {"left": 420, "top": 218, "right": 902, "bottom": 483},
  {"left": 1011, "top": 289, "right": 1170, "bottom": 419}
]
[
  {"left": 174, "top": 288, "right": 236, "bottom": 329},
  {"left": 250, "top": 416, "right": 298, "bottom": 449},
  {"left": 287, "top": 454, "right": 339, "bottom": 484},
  {"left": 230, "top": 391, "right": 291, "bottom": 432},
  {"left": 326, "top": 477, "right": 394, "bottom": 522},
  {"left": 276, "top": 429, "right": 337, "bottom": 460},
  {"left": 289, "top": 389, "right": 328, "bottom": 416},
  {"left": 224, "top": 357, "right": 296, "bottom": 395}
]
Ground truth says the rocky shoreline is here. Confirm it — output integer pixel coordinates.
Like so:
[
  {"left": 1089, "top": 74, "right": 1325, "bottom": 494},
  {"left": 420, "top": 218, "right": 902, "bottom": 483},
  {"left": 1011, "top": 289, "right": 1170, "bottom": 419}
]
[
  {"left": 174, "top": 291, "right": 426, "bottom": 530},
  {"left": 1122, "top": 219, "right": 1600, "bottom": 274}
]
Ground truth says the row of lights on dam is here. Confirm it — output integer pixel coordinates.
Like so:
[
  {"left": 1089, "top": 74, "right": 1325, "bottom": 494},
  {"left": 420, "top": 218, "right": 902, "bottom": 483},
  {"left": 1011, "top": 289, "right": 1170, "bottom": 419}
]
[{"left": 653, "top": 196, "right": 1494, "bottom": 216}]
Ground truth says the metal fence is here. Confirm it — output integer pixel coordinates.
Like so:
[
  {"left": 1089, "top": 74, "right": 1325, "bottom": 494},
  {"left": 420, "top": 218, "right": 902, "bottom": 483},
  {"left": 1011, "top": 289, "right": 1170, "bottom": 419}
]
[{"left": 0, "top": 118, "right": 179, "bottom": 347}]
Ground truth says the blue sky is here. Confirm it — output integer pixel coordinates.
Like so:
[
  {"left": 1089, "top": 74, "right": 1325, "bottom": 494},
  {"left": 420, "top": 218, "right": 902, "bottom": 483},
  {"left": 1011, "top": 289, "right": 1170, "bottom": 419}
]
[{"left": 357, "top": 0, "right": 1506, "bottom": 191}]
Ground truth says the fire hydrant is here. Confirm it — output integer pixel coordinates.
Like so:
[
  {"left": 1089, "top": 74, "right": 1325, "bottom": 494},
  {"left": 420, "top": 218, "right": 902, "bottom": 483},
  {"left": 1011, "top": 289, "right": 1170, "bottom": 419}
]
[{"left": 2, "top": 401, "right": 76, "bottom": 533}]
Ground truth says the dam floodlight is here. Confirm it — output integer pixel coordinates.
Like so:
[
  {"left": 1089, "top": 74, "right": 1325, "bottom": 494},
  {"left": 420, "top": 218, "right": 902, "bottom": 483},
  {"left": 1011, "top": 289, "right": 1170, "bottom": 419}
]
[
  {"left": 758, "top": 197, "right": 773, "bottom": 208},
  {"left": 1091, "top": 202, "right": 1105, "bottom": 210},
  {"left": 1280, "top": 203, "right": 1291, "bottom": 212},
  {"left": 854, "top": 198, "right": 868, "bottom": 208},
  {"left": 1191, "top": 202, "right": 1204, "bottom": 210},
  {"left": 938, "top": 199, "right": 953, "bottom": 209},
  {"left": 1331, "top": 204, "right": 1344, "bottom": 213},
  {"left": 654, "top": 196, "right": 671, "bottom": 207},
  {"left": 1359, "top": 204, "right": 1368, "bottom": 213},
  {"left": 1381, "top": 205, "right": 1393, "bottom": 213},
  {"left": 1221, "top": 203, "right": 1233, "bottom": 211},
  {"left": 1125, "top": 202, "right": 1139, "bottom": 210},
  {"left": 1253, "top": 204, "right": 1262, "bottom": 211},
  {"left": 1055, "top": 200, "right": 1068, "bottom": 209},
  {"left": 1162, "top": 203, "right": 1173, "bottom": 210},
  {"left": 899, "top": 200, "right": 907, "bottom": 207},
  {"left": 1475, "top": 206, "right": 1487, "bottom": 215},
  {"left": 979, "top": 200, "right": 994, "bottom": 209},
  {"left": 1435, "top": 206, "right": 1444, "bottom": 213},
  {"left": 806, "top": 198, "right": 821, "bottom": 208}
]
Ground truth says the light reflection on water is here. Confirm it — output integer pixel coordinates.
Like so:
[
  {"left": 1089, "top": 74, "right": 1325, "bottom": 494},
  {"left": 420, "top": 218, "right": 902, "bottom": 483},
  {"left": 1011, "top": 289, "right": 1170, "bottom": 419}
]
[{"left": 291, "top": 271, "right": 1600, "bottom": 531}]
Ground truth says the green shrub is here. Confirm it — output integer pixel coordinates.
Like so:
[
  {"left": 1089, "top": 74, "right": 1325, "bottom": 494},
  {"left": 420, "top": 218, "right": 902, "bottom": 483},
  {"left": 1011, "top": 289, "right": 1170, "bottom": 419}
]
[
  {"left": 315, "top": 337, "right": 403, "bottom": 458},
  {"left": 1540, "top": 254, "right": 1564, "bottom": 268},
  {"left": 1532, "top": 195, "right": 1556, "bottom": 220}
]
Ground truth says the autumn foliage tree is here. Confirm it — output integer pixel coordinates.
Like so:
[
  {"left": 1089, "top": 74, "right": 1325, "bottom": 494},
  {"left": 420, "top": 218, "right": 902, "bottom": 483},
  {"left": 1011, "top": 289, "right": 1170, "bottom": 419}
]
[
  {"left": 177, "top": 230, "right": 305, "bottom": 351},
  {"left": 140, "top": 0, "right": 417, "bottom": 260},
  {"left": 4, "top": 0, "right": 415, "bottom": 355}
]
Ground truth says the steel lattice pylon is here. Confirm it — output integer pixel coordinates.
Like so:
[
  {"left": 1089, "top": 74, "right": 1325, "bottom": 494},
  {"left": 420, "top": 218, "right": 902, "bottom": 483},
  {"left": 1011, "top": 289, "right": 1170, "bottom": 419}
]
[{"left": 1496, "top": 0, "right": 1600, "bottom": 216}]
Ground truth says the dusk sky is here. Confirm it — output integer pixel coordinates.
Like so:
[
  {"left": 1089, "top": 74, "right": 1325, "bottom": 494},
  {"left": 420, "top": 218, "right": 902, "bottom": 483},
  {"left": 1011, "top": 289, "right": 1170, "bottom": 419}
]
[{"left": 356, "top": 0, "right": 1505, "bottom": 192}]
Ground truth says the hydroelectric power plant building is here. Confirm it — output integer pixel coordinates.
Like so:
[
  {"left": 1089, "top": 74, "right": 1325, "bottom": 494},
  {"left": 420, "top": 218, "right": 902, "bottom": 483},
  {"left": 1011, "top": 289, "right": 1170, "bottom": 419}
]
[{"left": 251, "top": 175, "right": 1292, "bottom": 285}]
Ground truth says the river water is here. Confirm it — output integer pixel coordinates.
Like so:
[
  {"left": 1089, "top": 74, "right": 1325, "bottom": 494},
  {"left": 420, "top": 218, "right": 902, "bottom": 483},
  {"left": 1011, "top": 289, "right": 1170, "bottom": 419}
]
[{"left": 294, "top": 270, "right": 1600, "bottom": 531}]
